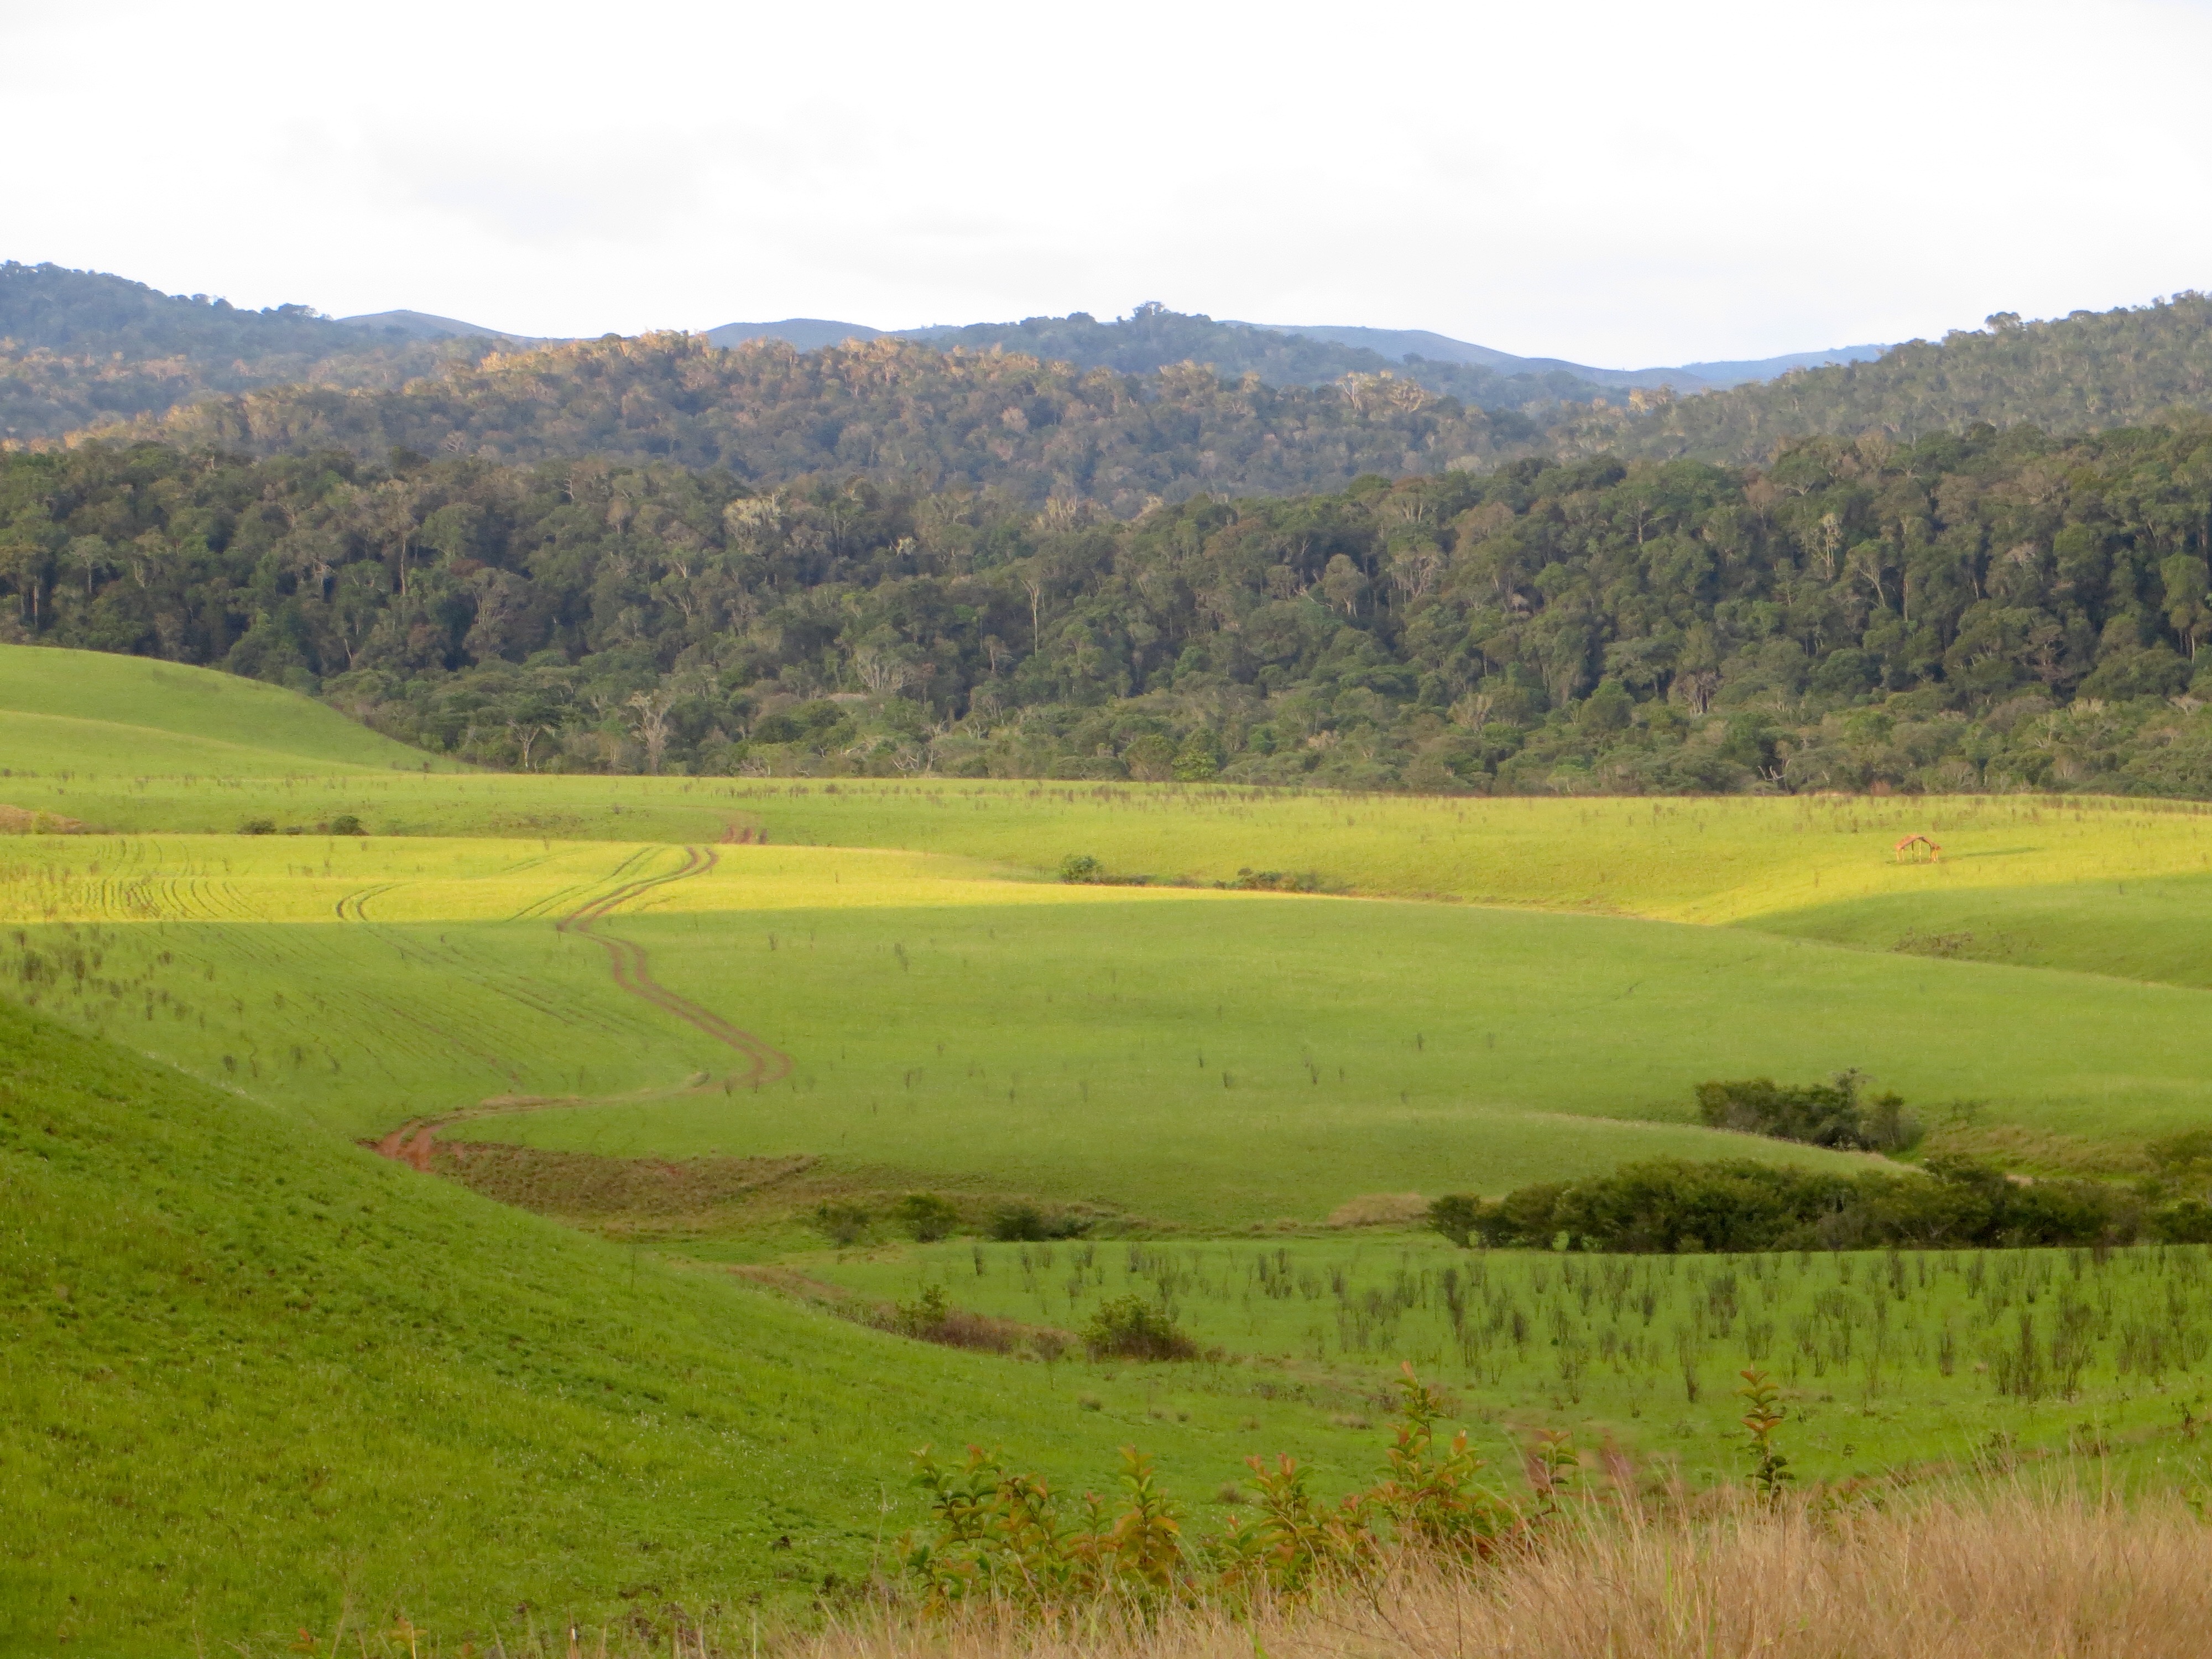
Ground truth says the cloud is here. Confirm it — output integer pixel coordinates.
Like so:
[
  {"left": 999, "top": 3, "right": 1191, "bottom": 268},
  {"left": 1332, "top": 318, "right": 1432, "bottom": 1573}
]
[{"left": 9, "top": 0, "right": 2212, "bottom": 359}]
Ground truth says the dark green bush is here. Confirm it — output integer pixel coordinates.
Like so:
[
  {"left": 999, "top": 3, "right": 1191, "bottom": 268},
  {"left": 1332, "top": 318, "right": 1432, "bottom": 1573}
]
[
  {"left": 328, "top": 813, "right": 364, "bottom": 837},
  {"left": 893, "top": 1192, "right": 960, "bottom": 1242},
  {"left": 812, "top": 1199, "right": 872, "bottom": 1246},
  {"left": 2150, "top": 1198, "right": 2212, "bottom": 1243},
  {"left": 1081, "top": 1294, "right": 1197, "bottom": 1360},
  {"left": 1059, "top": 854, "right": 1104, "bottom": 884},
  {"left": 238, "top": 817, "right": 276, "bottom": 836},
  {"left": 988, "top": 1203, "right": 1088, "bottom": 1241},
  {"left": 1431, "top": 1156, "right": 2140, "bottom": 1254},
  {"left": 1695, "top": 1073, "right": 1922, "bottom": 1152}
]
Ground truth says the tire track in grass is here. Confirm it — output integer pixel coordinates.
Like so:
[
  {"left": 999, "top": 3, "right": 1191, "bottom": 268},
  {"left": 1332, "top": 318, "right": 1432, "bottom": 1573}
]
[
  {"left": 554, "top": 845, "right": 794, "bottom": 1089},
  {"left": 372, "top": 844, "right": 794, "bottom": 1165}
]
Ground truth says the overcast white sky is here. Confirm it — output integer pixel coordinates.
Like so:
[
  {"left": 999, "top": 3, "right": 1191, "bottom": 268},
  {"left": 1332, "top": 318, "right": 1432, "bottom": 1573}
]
[{"left": 6, "top": 0, "right": 2210, "bottom": 366}]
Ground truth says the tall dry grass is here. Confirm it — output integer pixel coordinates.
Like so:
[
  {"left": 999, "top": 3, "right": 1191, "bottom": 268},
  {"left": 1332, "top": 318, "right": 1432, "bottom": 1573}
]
[{"left": 794, "top": 1489, "right": 2212, "bottom": 1659}]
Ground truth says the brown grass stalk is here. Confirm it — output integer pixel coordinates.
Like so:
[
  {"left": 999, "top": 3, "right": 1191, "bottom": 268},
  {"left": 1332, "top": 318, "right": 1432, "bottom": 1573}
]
[{"left": 796, "top": 1488, "right": 2212, "bottom": 1659}]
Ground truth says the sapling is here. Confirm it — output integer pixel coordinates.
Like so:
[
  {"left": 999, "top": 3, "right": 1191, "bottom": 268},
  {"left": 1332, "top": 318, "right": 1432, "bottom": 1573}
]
[{"left": 1737, "top": 1368, "right": 1792, "bottom": 1501}]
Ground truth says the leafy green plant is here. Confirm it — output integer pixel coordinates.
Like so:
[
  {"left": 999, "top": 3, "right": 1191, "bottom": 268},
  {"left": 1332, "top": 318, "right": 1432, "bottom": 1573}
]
[
  {"left": 1695, "top": 1073, "right": 1919, "bottom": 1153},
  {"left": 990, "top": 1203, "right": 1088, "bottom": 1242},
  {"left": 1737, "top": 1367, "right": 1792, "bottom": 1500},
  {"left": 893, "top": 1192, "right": 961, "bottom": 1242},
  {"left": 812, "top": 1200, "right": 872, "bottom": 1246},
  {"left": 900, "top": 1366, "right": 1532, "bottom": 1613},
  {"left": 1082, "top": 1295, "right": 1197, "bottom": 1361}
]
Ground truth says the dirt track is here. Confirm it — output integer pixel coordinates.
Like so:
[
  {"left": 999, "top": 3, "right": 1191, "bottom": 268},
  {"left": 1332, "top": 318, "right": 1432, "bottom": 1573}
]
[
  {"left": 371, "top": 844, "right": 792, "bottom": 1168},
  {"left": 554, "top": 845, "right": 794, "bottom": 1089}
]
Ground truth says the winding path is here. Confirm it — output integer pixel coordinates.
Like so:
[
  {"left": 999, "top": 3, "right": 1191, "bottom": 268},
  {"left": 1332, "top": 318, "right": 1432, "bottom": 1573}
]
[
  {"left": 370, "top": 844, "right": 792, "bottom": 1166},
  {"left": 552, "top": 845, "right": 793, "bottom": 1088}
]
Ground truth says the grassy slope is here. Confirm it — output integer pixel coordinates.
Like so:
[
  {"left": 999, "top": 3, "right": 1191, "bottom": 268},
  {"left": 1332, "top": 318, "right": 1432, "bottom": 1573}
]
[
  {"left": 490, "top": 893, "right": 2212, "bottom": 1197},
  {"left": 708, "top": 785, "right": 2212, "bottom": 920},
  {"left": 1744, "top": 873, "right": 2212, "bottom": 990},
  {"left": 0, "top": 999, "right": 1383, "bottom": 1655},
  {"left": 7, "top": 836, "right": 2211, "bottom": 1221},
  {"left": 0, "top": 643, "right": 453, "bottom": 778}
]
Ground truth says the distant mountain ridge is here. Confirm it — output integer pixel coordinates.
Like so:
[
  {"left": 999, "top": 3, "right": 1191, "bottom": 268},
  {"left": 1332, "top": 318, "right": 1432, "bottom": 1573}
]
[
  {"left": 1252, "top": 322, "right": 1886, "bottom": 390},
  {"left": 702, "top": 317, "right": 887, "bottom": 352},
  {"left": 0, "top": 262, "right": 463, "bottom": 442},
  {"left": 700, "top": 307, "right": 1886, "bottom": 397},
  {"left": 333, "top": 309, "right": 540, "bottom": 345}
]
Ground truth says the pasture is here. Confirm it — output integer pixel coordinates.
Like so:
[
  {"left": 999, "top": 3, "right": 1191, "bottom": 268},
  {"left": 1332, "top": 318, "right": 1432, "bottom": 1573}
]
[
  {"left": 0, "top": 999, "right": 1397, "bottom": 1656},
  {"left": 11, "top": 642, "right": 2212, "bottom": 1650},
  {"left": 6, "top": 828, "right": 2212, "bottom": 1222},
  {"left": 797, "top": 1235, "right": 2212, "bottom": 1489}
]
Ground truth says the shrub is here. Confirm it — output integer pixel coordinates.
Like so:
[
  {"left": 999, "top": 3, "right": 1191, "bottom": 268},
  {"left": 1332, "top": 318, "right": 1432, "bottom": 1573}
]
[
  {"left": 899, "top": 1366, "right": 1531, "bottom": 1611},
  {"left": 988, "top": 1203, "right": 1087, "bottom": 1241},
  {"left": 1433, "top": 1156, "right": 2140, "bottom": 1253},
  {"left": 1081, "top": 1293, "right": 1197, "bottom": 1360},
  {"left": 2150, "top": 1198, "right": 2212, "bottom": 1243},
  {"left": 328, "top": 813, "right": 364, "bottom": 837},
  {"left": 881, "top": 1284, "right": 1040, "bottom": 1353},
  {"left": 812, "top": 1200, "right": 872, "bottom": 1246},
  {"left": 1059, "top": 854, "right": 1104, "bottom": 883},
  {"left": 238, "top": 817, "right": 276, "bottom": 835},
  {"left": 1695, "top": 1072, "right": 1921, "bottom": 1152},
  {"left": 1221, "top": 867, "right": 1321, "bottom": 892},
  {"left": 893, "top": 1192, "right": 961, "bottom": 1241}
]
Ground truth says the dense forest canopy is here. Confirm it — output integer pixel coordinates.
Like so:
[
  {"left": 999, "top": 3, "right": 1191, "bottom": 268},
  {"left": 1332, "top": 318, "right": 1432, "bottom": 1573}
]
[
  {"left": 143, "top": 332, "right": 1532, "bottom": 514},
  {"left": 19, "top": 262, "right": 2212, "bottom": 512},
  {"left": 40, "top": 286, "right": 2212, "bottom": 515},
  {"left": 1569, "top": 295, "right": 2212, "bottom": 465},
  {"left": 9, "top": 419, "right": 2212, "bottom": 796}
]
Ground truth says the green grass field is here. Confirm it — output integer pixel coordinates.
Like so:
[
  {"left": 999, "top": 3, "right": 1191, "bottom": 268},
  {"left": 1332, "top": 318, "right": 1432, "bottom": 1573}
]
[
  {"left": 792, "top": 1235, "right": 2212, "bottom": 1490},
  {"left": 0, "top": 1000, "right": 1400, "bottom": 1655},
  {"left": 10, "top": 830, "right": 2212, "bottom": 1223},
  {"left": 10, "top": 645, "right": 2212, "bottom": 1651}
]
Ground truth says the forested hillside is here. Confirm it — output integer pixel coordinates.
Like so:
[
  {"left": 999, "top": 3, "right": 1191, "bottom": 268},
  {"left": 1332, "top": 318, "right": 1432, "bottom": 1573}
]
[
  {"left": 147, "top": 331, "right": 1532, "bottom": 512},
  {"left": 1575, "top": 295, "right": 2212, "bottom": 464},
  {"left": 0, "top": 263, "right": 488, "bottom": 443},
  {"left": 902, "top": 304, "right": 1626, "bottom": 408},
  {"left": 106, "top": 294, "right": 2212, "bottom": 512},
  {"left": 8, "top": 419, "right": 2212, "bottom": 796}
]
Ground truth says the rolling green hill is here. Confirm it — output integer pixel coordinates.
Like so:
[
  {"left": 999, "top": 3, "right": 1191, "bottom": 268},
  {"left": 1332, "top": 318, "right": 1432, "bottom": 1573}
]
[
  {"left": 0, "top": 644, "right": 452, "bottom": 779},
  {"left": 0, "top": 997, "right": 1376, "bottom": 1654},
  {"left": 9, "top": 625, "right": 2212, "bottom": 1649}
]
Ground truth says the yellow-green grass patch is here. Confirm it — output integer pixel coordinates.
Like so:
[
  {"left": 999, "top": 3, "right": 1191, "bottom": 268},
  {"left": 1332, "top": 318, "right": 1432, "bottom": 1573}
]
[{"left": 8, "top": 834, "right": 2211, "bottom": 1219}]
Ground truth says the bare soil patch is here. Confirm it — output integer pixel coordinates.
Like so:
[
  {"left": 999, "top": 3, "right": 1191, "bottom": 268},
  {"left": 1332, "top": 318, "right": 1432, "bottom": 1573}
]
[
  {"left": 0, "top": 804, "right": 85, "bottom": 833},
  {"left": 433, "top": 1139, "right": 816, "bottom": 1222}
]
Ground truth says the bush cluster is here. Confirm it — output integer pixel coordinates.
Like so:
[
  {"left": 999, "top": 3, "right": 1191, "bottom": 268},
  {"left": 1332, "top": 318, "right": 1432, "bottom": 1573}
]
[
  {"left": 811, "top": 1193, "right": 1091, "bottom": 1246},
  {"left": 901, "top": 1366, "right": 1543, "bottom": 1610},
  {"left": 1695, "top": 1073, "right": 1922, "bottom": 1152},
  {"left": 1079, "top": 1294, "right": 1198, "bottom": 1361},
  {"left": 1430, "top": 1156, "right": 2208, "bottom": 1253}
]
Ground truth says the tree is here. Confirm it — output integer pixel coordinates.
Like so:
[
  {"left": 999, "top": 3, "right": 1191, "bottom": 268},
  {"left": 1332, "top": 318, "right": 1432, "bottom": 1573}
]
[
  {"left": 627, "top": 689, "right": 676, "bottom": 774},
  {"left": 2161, "top": 554, "right": 2210, "bottom": 657}
]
